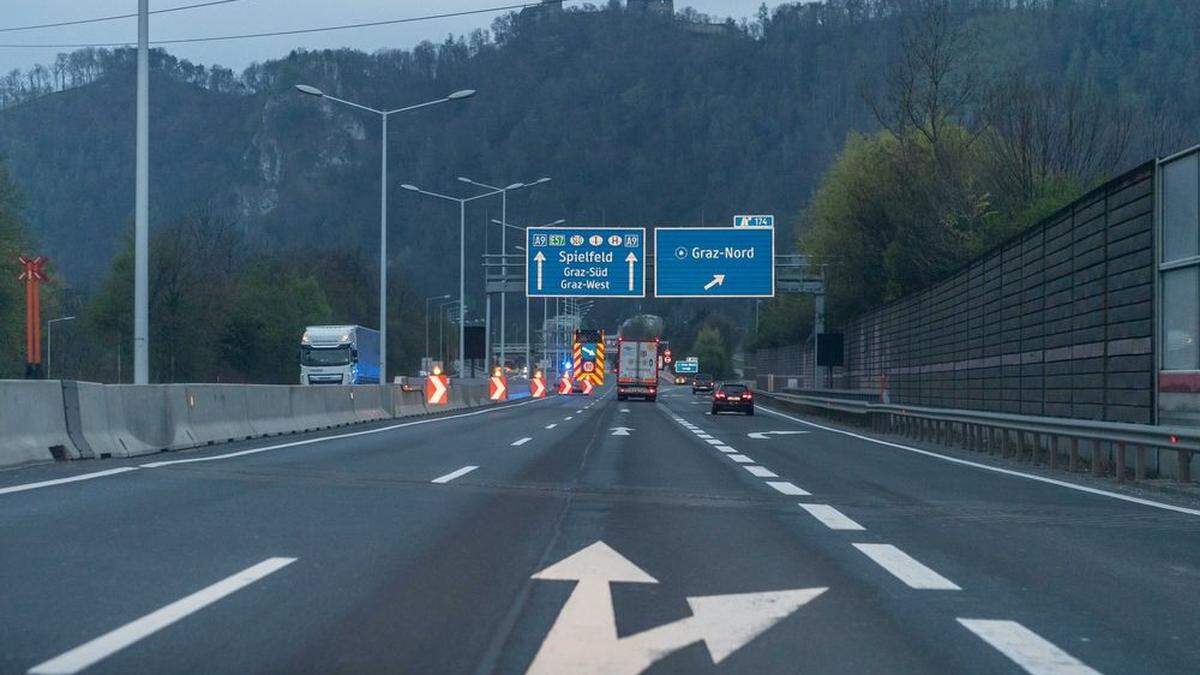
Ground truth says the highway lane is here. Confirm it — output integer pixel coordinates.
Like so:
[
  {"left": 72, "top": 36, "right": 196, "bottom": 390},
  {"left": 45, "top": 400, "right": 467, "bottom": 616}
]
[{"left": 2, "top": 383, "right": 1198, "bottom": 673}]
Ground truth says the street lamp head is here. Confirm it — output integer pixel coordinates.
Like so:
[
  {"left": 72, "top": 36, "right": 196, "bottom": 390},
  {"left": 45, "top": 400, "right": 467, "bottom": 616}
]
[
  {"left": 456, "top": 176, "right": 474, "bottom": 184},
  {"left": 401, "top": 184, "right": 420, "bottom": 192},
  {"left": 549, "top": 219, "right": 566, "bottom": 226},
  {"left": 294, "top": 84, "right": 324, "bottom": 97},
  {"left": 533, "top": 177, "right": 551, "bottom": 185},
  {"left": 505, "top": 182, "right": 525, "bottom": 191},
  {"left": 448, "top": 89, "right": 476, "bottom": 100}
]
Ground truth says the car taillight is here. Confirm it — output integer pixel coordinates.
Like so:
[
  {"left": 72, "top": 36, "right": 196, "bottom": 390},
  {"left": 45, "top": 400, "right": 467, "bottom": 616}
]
[
  {"left": 742, "top": 393, "right": 752, "bottom": 400},
  {"left": 715, "top": 392, "right": 726, "bottom": 399}
]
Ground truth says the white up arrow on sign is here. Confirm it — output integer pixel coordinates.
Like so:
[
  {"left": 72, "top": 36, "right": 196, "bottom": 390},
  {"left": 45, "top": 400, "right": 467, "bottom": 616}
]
[
  {"left": 533, "top": 251, "right": 546, "bottom": 291},
  {"left": 625, "top": 252, "right": 638, "bottom": 291},
  {"left": 609, "top": 426, "right": 634, "bottom": 436},
  {"left": 747, "top": 431, "right": 810, "bottom": 440},
  {"left": 526, "top": 541, "right": 826, "bottom": 675}
]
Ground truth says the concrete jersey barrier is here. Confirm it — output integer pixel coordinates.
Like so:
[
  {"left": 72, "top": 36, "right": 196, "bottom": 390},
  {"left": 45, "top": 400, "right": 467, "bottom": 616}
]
[{"left": 0, "top": 380, "right": 76, "bottom": 467}]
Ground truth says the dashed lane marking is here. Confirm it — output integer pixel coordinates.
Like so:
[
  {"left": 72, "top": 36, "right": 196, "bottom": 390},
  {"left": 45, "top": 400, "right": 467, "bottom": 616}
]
[
  {"left": 852, "top": 543, "right": 961, "bottom": 590},
  {"left": 28, "top": 557, "right": 296, "bottom": 675},
  {"left": 957, "top": 619, "right": 1099, "bottom": 675},
  {"left": 765, "top": 481, "right": 811, "bottom": 496},
  {"left": 714, "top": 445, "right": 738, "bottom": 453},
  {"left": 431, "top": 466, "right": 478, "bottom": 484},
  {"left": 744, "top": 466, "right": 779, "bottom": 478},
  {"left": 511, "top": 437, "right": 533, "bottom": 447},
  {"left": 727, "top": 455, "right": 755, "bottom": 464},
  {"left": 545, "top": 424, "right": 557, "bottom": 429},
  {"left": 798, "top": 504, "right": 866, "bottom": 531}
]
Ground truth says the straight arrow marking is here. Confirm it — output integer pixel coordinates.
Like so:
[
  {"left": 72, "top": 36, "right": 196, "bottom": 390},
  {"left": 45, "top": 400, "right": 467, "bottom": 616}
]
[
  {"left": 609, "top": 426, "right": 634, "bottom": 436},
  {"left": 625, "top": 252, "right": 638, "bottom": 291}
]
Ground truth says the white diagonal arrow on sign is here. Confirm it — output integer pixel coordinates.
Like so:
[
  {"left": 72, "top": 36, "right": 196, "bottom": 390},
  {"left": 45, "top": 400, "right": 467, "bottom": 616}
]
[
  {"left": 609, "top": 426, "right": 634, "bottom": 436},
  {"left": 703, "top": 273, "right": 725, "bottom": 291},
  {"left": 747, "top": 431, "right": 810, "bottom": 440},
  {"left": 526, "top": 541, "right": 826, "bottom": 675},
  {"left": 533, "top": 251, "right": 546, "bottom": 291},
  {"left": 625, "top": 252, "right": 638, "bottom": 291}
]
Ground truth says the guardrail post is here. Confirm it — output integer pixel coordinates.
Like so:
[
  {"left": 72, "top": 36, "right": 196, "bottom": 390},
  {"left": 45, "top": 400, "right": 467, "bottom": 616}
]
[
  {"left": 1069, "top": 437, "right": 1080, "bottom": 472},
  {"left": 1179, "top": 451, "right": 1192, "bottom": 484},
  {"left": 1050, "top": 436, "right": 1059, "bottom": 470},
  {"left": 1135, "top": 446, "right": 1146, "bottom": 482},
  {"left": 1115, "top": 442, "right": 1127, "bottom": 482},
  {"left": 1091, "top": 439, "right": 1103, "bottom": 477}
]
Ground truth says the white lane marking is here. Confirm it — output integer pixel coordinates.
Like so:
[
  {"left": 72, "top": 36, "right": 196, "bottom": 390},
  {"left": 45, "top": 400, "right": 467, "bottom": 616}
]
[
  {"left": 576, "top": 410, "right": 583, "bottom": 414},
  {"left": 432, "top": 465, "right": 478, "bottom": 484},
  {"left": 0, "top": 467, "right": 139, "bottom": 496},
  {"left": 852, "top": 543, "right": 960, "bottom": 590},
  {"left": 744, "top": 466, "right": 778, "bottom": 478},
  {"left": 545, "top": 424, "right": 558, "bottom": 429},
  {"left": 728, "top": 455, "right": 755, "bottom": 464},
  {"left": 138, "top": 395, "right": 553, "bottom": 469},
  {"left": 620, "top": 408, "right": 630, "bottom": 413},
  {"left": 28, "top": 557, "right": 295, "bottom": 675},
  {"left": 957, "top": 619, "right": 1099, "bottom": 675},
  {"left": 715, "top": 445, "right": 738, "bottom": 453},
  {"left": 564, "top": 416, "right": 574, "bottom": 421},
  {"left": 512, "top": 437, "right": 533, "bottom": 446},
  {"left": 798, "top": 504, "right": 865, "bottom": 531},
  {"left": 766, "top": 481, "right": 811, "bottom": 496},
  {"left": 694, "top": 433, "right": 714, "bottom": 439},
  {"left": 705, "top": 439, "right": 725, "bottom": 446},
  {"left": 759, "top": 405, "right": 1200, "bottom": 518}
]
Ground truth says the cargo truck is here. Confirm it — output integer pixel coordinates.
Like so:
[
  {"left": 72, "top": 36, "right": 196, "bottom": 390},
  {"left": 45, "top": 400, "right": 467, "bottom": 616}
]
[
  {"left": 299, "top": 325, "right": 381, "bottom": 385},
  {"left": 616, "top": 337, "right": 659, "bottom": 401}
]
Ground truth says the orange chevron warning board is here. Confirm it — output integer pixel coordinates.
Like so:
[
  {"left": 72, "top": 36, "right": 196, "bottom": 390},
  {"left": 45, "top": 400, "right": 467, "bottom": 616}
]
[
  {"left": 558, "top": 374, "right": 572, "bottom": 395},
  {"left": 530, "top": 374, "right": 546, "bottom": 398},
  {"left": 425, "top": 374, "right": 449, "bottom": 405},
  {"left": 580, "top": 379, "right": 594, "bottom": 395},
  {"left": 572, "top": 330, "right": 605, "bottom": 386},
  {"left": 489, "top": 374, "right": 508, "bottom": 401}
]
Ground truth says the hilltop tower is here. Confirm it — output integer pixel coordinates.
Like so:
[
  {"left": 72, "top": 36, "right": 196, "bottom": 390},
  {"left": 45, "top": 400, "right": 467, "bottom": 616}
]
[{"left": 628, "top": 0, "right": 674, "bottom": 14}]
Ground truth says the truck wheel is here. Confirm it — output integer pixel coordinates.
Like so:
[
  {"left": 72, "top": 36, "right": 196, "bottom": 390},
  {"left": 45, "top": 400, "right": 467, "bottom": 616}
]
[{"left": 747, "top": 408, "right": 755, "bottom": 416}]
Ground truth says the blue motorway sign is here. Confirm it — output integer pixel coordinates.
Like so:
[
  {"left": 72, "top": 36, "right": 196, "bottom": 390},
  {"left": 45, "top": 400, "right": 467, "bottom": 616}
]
[
  {"left": 654, "top": 227, "right": 774, "bottom": 298},
  {"left": 526, "top": 227, "right": 645, "bottom": 298}
]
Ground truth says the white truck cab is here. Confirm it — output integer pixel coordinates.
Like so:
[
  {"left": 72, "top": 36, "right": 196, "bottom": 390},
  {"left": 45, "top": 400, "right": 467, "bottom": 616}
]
[{"left": 299, "top": 325, "right": 381, "bottom": 385}]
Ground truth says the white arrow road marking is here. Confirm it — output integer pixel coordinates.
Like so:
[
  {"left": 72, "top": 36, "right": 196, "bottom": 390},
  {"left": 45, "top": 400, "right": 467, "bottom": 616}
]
[
  {"left": 853, "top": 544, "right": 961, "bottom": 590},
  {"left": 625, "top": 252, "right": 638, "bottom": 291},
  {"left": 526, "top": 541, "right": 826, "bottom": 675},
  {"left": 798, "top": 504, "right": 865, "bottom": 531},
  {"left": 957, "top": 619, "right": 1099, "bottom": 675},
  {"left": 703, "top": 273, "right": 726, "bottom": 291},
  {"left": 533, "top": 251, "right": 546, "bottom": 290},
  {"left": 28, "top": 557, "right": 296, "bottom": 675},
  {"left": 609, "top": 427, "right": 634, "bottom": 436},
  {"left": 747, "top": 431, "right": 810, "bottom": 440},
  {"left": 512, "top": 437, "right": 533, "bottom": 446},
  {"left": 432, "top": 465, "right": 478, "bottom": 484}
]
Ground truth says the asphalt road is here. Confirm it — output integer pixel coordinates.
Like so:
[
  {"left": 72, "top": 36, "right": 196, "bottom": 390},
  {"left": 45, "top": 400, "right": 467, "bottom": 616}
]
[{"left": 2, "top": 380, "right": 1199, "bottom": 674}]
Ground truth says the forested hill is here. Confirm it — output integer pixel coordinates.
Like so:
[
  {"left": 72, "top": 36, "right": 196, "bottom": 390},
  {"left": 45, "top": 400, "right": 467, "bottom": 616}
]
[{"left": 3, "top": 0, "right": 1195, "bottom": 289}]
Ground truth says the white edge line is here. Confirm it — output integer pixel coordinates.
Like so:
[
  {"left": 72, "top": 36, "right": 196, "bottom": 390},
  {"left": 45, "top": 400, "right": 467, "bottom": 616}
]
[
  {"left": 28, "top": 557, "right": 296, "bottom": 675},
  {"left": 0, "top": 467, "right": 139, "bottom": 496},
  {"left": 431, "top": 465, "right": 478, "bottom": 484},
  {"left": 957, "top": 619, "right": 1100, "bottom": 675},
  {"left": 134, "top": 397, "right": 552, "bottom": 469},
  {"left": 759, "top": 405, "right": 1200, "bottom": 518}
]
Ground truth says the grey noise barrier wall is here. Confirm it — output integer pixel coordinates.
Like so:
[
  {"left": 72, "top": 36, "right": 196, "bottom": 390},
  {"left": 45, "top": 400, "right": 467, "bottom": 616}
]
[{"left": 0, "top": 379, "right": 509, "bottom": 469}]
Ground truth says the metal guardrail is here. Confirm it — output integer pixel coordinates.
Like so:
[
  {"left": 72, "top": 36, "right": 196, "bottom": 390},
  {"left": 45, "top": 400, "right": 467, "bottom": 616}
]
[{"left": 757, "top": 390, "right": 1196, "bottom": 485}]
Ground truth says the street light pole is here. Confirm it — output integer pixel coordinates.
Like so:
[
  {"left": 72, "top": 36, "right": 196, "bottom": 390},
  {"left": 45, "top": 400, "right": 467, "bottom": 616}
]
[
  {"left": 47, "top": 316, "right": 76, "bottom": 379},
  {"left": 458, "top": 176, "right": 550, "bottom": 370},
  {"left": 134, "top": 0, "right": 149, "bottom": 384},
  {"left": 401, "top": 183, "right": 504, "bottom": 376},
  {"left": 491, "top": 217, "right": 564, "bottom": 374},
  {"left": 296, "top": 84, "right": 476, "bottom": 384}
]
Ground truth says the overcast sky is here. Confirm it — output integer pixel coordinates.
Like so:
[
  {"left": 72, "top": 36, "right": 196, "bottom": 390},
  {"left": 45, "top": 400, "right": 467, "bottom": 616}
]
[{"left": 0, "top": 1, "right": 774, "bottom": 76}]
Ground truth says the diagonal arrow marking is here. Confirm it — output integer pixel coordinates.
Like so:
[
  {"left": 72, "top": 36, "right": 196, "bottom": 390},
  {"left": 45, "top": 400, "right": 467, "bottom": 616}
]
[
  {"left": 527, "top": 541, "right": 826, "bottom": 675},
  {"left": 703, "top": 273, "right": 726, "bottom": 291}
]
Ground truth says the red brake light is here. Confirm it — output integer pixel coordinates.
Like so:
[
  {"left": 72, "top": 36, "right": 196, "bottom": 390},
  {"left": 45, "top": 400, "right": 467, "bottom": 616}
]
[
  {"left": 715, "top": 391, "right": 726, "bottom": 399},
  {"left": 742, "top": 393, "right": 752, "bottom": 399}
]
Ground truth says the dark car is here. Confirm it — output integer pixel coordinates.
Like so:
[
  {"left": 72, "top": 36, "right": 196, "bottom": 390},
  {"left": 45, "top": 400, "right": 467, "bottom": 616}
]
[
  {"left": 692, "top": 373, "right": 714, "bottom": 394},
  {"left": 712, "top": 382, "right": 754, "bottom": 415}
]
